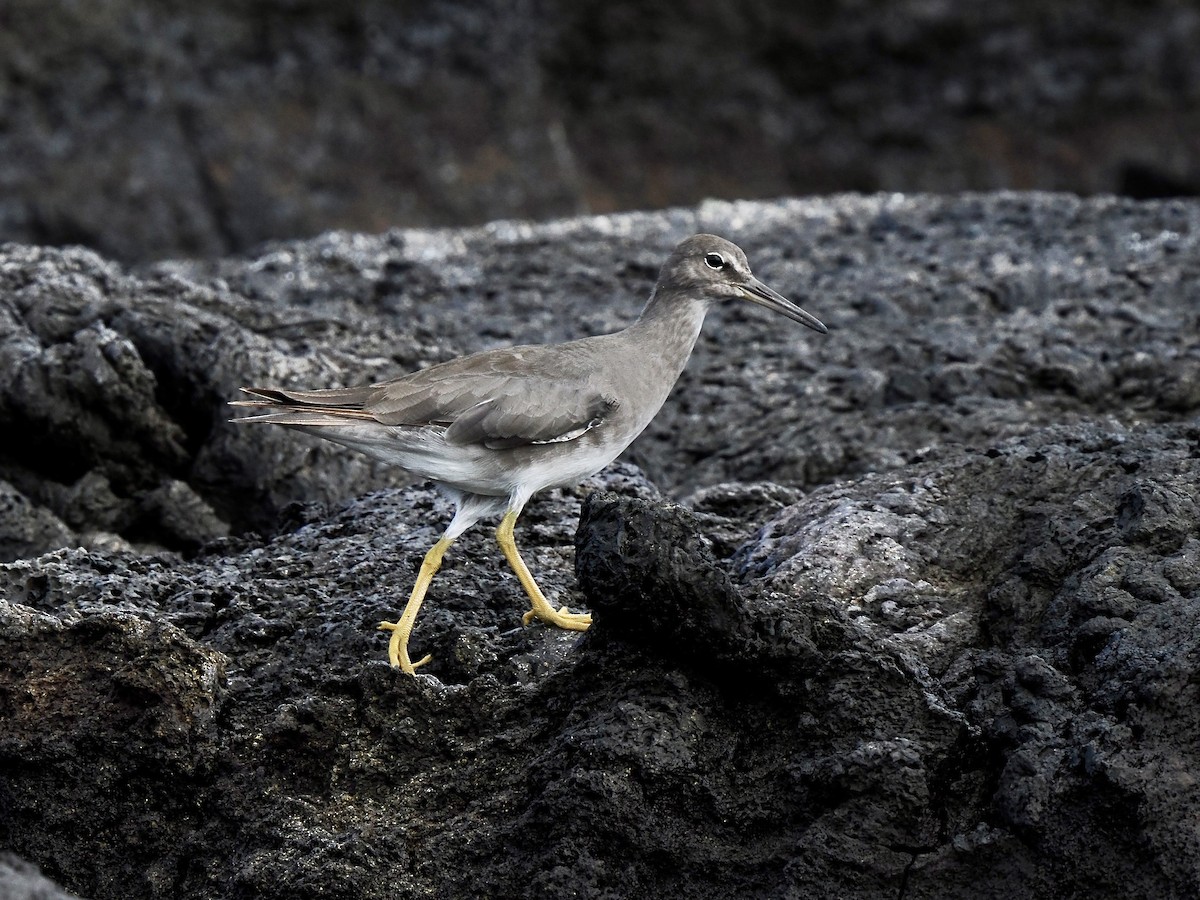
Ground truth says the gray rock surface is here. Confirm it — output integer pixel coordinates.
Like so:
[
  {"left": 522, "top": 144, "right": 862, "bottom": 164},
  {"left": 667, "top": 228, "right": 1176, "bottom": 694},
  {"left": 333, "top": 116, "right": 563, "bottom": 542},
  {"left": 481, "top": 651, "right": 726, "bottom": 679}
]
[
  {"left": 0, "top": 193, "right": 1198, "bottom": 898},
  {"left": 3, "top": 2, "right": 1199, "bottom": 263}
]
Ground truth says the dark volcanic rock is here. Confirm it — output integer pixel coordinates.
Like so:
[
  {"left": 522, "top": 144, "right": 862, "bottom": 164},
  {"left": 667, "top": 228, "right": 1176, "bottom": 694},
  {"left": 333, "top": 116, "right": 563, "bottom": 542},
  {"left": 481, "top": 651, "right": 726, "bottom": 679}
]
[
  {"left": 3, "top": 2, "right": 1200, "bottom": 262},
  {"left": 575, "top": 492, "right": 829, "bottom": 681},
  {"left": 0, "top": 194, "right": 1198, "bottom": 898},
  {"left": 574, "top": 421, "right": 1200, "bottom": 897}
]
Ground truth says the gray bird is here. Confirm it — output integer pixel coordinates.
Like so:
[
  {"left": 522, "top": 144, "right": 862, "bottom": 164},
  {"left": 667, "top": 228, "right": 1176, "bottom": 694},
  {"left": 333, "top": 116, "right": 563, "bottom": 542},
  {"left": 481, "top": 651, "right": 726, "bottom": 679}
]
[{"left": 231, "top": 234, "right": 827, "bottom": 674}]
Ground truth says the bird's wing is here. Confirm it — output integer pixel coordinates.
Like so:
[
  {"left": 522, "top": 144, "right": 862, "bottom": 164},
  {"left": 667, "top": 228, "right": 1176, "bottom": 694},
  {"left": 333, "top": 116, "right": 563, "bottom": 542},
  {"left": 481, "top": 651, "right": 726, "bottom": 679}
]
[
  {"left": 439, "top": 388, "right": 618, "bottom": 449},
  {"left": 236, "top": 342, "right": 620, "bottom": 449},
  {"left": 363, "top": 342, "right": 619, "bottom": 449}
]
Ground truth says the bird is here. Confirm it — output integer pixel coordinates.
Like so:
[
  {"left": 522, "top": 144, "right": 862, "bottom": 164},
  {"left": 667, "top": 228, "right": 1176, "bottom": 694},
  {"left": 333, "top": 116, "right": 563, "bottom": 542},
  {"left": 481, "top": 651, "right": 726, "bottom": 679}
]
[{"left": 230, "top": 234, "right": 827, "bottom": 674}]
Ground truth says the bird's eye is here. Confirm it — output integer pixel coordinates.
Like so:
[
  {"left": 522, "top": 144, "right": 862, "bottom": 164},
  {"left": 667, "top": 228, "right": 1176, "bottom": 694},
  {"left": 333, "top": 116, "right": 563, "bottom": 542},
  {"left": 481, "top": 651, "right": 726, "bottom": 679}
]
[{"left": 704, "top": 253, "right": 725, "bottom": 270}]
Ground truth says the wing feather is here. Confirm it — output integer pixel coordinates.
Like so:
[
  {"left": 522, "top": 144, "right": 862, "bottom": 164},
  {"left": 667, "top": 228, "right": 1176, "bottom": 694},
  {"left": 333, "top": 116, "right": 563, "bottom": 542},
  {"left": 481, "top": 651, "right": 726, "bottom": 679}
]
[{"left": 235, "top": 338, "right": 620, "bottom": 449}]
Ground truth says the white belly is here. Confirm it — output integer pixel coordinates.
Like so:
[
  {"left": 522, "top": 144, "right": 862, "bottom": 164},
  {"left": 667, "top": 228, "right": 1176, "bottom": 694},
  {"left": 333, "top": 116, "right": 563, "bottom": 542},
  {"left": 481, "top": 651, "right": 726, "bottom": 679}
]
[{"left": 307, "top": 422, "right": 630, "bottom": 500}]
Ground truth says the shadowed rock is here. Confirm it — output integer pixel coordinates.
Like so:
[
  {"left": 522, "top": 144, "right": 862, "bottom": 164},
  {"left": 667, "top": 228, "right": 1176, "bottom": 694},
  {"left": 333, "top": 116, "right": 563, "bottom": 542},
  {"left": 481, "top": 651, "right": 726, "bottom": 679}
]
[{"left": 575, "top": 492, "right": 831, "bottom": 684}]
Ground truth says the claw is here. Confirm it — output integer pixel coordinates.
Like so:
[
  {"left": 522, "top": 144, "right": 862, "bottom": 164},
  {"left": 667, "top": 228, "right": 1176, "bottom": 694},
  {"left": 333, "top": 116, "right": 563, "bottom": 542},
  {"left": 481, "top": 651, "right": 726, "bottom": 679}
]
[
  {"left": 378, "top": 620, "right": 432, "bottom": 674},
  {"left": 522, "top": 606, "right": 593, "bottom": 632}
]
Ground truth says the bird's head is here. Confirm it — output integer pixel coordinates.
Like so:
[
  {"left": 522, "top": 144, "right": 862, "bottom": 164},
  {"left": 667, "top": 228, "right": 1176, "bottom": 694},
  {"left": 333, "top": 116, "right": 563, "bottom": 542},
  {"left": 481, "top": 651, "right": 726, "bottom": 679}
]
[{"left": 657, "top": 234, "right": 828, "bottom": 333}]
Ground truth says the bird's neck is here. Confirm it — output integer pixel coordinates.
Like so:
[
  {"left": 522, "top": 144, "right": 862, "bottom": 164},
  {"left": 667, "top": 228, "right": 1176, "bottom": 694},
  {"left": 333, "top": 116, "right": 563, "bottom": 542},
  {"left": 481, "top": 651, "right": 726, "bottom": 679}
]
[{"left": 628, "top": 289, "right": 710, "bottom": 377}]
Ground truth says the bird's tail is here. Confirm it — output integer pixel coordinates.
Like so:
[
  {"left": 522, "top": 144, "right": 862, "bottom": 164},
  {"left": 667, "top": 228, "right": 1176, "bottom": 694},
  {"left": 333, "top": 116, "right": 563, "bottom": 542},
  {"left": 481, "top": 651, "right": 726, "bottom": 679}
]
[{"left": 229, "top": 386, "right": 378, "bottom": 426}]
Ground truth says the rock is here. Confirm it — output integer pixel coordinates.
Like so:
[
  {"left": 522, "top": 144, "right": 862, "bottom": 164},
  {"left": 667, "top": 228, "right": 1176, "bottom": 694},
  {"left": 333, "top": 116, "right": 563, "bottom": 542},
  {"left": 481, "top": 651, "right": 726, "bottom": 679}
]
[
  {"left": 0, "top": 481, "right": 75, "bottom": 563},
  {"left": 740, "top": 422, "right": 1200, "bottom": 897},
  {"left": 3, "top": 3, "right": 1200, "bottom": 263},
  {"left": 0, "top": 602, "right": 225, "bottom": 899},
  {"left": 574, "top": 492, "right": 830, "bottom": 683},
  {"left": 0, "top": 195, "right": 1198, "bottom": 898}
]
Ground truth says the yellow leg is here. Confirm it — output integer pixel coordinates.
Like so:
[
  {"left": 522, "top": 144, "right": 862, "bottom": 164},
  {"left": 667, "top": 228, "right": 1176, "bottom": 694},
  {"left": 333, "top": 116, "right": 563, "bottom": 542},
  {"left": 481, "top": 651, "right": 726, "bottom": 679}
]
[
  {"left": 495, "top": 510, "right": 592, "bottom": 632},
  {"left": 377, "top": 536, "right": 453, "bottom": 674}
]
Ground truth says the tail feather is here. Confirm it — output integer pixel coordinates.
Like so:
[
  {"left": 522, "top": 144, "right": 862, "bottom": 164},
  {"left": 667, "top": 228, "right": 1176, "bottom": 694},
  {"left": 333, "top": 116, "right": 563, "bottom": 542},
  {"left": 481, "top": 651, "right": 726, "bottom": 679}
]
[
  {"left": 231, "top": 409, "right": 378, "bottom": 427},
  {"left": 237, "top": 385, "right": 375, "bottom": 407},
  {"left": 229, "top": 385, "right": 379, "bottom": 426}
]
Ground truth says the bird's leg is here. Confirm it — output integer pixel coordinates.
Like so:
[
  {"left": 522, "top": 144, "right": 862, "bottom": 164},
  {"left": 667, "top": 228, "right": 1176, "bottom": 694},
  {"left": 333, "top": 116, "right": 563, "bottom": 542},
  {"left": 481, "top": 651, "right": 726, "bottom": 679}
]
[
  {"left": 495, "top": 509, "right": 592, "bottom": 631},
  {"left": 378, "top": 535, "right": 453, "bottom": 674}
]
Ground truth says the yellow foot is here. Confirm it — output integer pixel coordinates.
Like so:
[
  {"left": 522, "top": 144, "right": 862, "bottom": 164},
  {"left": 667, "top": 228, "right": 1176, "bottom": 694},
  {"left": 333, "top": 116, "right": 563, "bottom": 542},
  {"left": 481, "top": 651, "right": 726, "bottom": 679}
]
[
  {"left": 377, "top": 620, "right": 433, "bottom": 675},
  {"left": 521, "top": 605, "right": 593, "bottom": 631}
]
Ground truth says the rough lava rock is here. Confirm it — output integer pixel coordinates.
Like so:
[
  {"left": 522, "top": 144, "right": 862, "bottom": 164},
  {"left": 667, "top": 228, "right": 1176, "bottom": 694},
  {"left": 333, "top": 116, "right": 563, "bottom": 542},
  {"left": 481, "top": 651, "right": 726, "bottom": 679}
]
[
  {"left": 4, "top": 2, "right": 1200, "bottom": 263},
  {"left": 0, "top": 194, "right": 1198, "bottom": 899}
]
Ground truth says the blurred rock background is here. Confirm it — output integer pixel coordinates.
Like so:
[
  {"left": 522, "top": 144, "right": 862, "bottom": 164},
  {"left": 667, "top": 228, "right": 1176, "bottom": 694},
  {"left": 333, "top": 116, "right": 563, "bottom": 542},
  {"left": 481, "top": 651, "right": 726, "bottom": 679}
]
[{"left": 2, "top": 0, "right": 1198, "bottom": 264}]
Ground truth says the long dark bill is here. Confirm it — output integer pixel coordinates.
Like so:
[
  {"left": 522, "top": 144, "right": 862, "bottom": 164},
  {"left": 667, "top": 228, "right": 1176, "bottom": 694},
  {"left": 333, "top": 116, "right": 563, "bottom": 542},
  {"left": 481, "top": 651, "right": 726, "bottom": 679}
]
[{"left": 742, "top": 278, "right": 828, "bottom": 334}]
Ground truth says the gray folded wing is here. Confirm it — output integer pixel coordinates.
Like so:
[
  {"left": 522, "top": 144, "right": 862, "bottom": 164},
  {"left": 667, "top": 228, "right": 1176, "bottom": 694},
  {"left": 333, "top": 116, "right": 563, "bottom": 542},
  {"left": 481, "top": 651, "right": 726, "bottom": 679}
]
[
  {"left": 368, "top": 369, "right": 617, "bottom": 450},
  {"left": 344, "top": 341, "right": 616, "bottom": 449},
  {"left": 240, "top": 342, "right": 620, "bottom": 450}
]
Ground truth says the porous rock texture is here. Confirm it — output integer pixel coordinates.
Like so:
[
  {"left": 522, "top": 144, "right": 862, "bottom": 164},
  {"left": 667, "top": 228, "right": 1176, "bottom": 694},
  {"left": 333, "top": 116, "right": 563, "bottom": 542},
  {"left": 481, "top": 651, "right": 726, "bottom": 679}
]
[
  {"left": 1, "top": 193, "right": 1198, "bottom": 899},
  {"left": 4, "top": 0, "right": 1200, "bottom": 263}
]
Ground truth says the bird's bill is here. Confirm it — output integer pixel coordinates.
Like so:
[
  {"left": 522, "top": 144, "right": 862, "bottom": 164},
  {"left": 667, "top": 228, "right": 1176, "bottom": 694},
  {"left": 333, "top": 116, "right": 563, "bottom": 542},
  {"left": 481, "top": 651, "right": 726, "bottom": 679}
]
[{"left": 741, "top": 278, "right": 828, "bottom": 334}]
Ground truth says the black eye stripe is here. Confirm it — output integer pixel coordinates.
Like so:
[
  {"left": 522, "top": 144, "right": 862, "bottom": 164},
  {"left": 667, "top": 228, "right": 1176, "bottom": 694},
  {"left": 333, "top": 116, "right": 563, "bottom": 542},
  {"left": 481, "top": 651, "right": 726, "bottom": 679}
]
[{"left": 704, "top": 253, "right": 725, "bottom": 269}]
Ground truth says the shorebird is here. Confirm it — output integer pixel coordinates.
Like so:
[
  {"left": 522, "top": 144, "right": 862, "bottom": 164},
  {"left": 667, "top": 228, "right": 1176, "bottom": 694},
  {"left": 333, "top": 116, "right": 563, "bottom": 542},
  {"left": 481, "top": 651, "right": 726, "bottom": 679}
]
[{"left": 231, "top": 234, "right": 827, "bottom": 674}]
